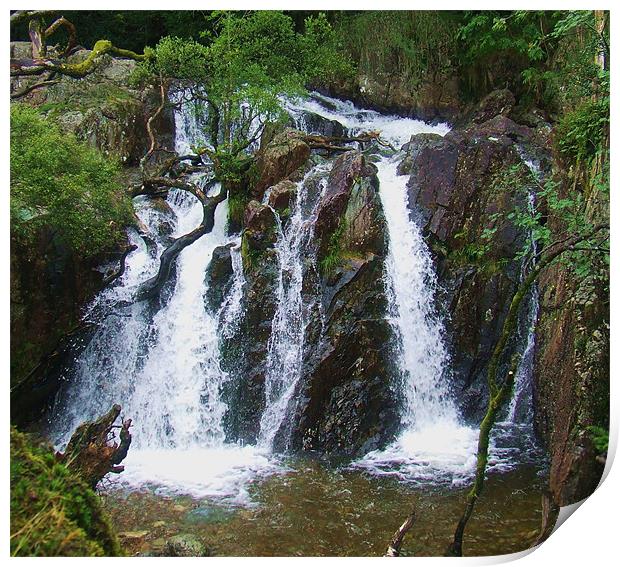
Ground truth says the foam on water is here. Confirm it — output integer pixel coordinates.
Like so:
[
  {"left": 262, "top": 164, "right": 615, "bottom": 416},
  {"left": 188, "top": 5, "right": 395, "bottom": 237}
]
[{"left": 115, "top": 447, "right": 285, "bottom": 504}]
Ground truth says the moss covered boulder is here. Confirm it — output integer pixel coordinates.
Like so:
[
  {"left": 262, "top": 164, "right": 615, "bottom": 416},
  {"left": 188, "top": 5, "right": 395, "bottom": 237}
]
[{"left": 10, "top": 428, "right": 121, "bottom": 557}]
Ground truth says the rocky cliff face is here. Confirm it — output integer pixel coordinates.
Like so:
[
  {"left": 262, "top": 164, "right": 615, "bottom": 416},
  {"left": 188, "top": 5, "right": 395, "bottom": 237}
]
[
  {"left": 397, "top": 91, "right": 551, "bottom": 421},
  {"left": 533, "top": 163, "right": 609, "bottom": 506},
  {"left": 396, "top": 88, "right": 608, "bottom": 505}
]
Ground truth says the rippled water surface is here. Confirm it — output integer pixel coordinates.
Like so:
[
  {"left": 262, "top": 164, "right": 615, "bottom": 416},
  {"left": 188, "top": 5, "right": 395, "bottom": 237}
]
[{"left": 103, "top": 458, "right": 545, "bottom": 557}]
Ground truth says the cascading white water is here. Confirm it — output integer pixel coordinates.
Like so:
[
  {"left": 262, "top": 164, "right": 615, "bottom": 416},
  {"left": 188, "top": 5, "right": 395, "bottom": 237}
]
[
  {"left": 289, "top": 93, "right": 543, "bottom": 484},
  {"left": 51, "top": 95, "right": 282, "bottom": 503},
  {"left": 506, "top": 185, "right": 539, "bottom": 424},
  {"left": 218, "top": 237, "right": 246, "bottom": 340},
  {"left": 258, "top": 164, "right": 328, "bottom": 449}
]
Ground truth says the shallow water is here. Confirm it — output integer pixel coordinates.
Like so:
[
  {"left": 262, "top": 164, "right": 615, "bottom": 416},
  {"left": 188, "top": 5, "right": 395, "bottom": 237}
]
[{"left": 103, "top": 458, "right": 545, "bottom": 557}]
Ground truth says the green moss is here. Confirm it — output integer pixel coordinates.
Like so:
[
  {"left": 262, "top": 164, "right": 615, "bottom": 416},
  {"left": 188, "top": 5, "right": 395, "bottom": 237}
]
[
  {"left": 228, "top": 191, "right": 250, "bottom": 232},
  {"left": 10, "top": 428, "right": 122, "bottom": 557},
  {"left": 240, "top": 231, "right": 260, "bottom": 271}
]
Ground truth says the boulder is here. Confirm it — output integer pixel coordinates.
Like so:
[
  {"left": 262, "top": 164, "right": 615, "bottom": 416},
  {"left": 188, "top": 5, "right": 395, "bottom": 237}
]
[
  {"left": 204, "top": 244, "right": 234, "bottom": 312},
  {"left": 252, "top": 129, "right": 311, "bottom": 200},
  {"left": 242, "top": 200, "right": 278, "bottom": 253},
  {"left": 314, "top": 151, "right": 378, "bottom": 259},
  {"left": 267, "top": 180, "right": 297, "bottom": 213},
  {"left": 295, "top": 110, "right": 347, "bottom": 138},
  {"left": 163, "top": 534, "right": 208, "bottom": 557},
  {"left": 285, "top": 152, "right": 397, "bottom": 456},
  {"left": 471, "top": 88, "right": 516, "bottom": 124}
]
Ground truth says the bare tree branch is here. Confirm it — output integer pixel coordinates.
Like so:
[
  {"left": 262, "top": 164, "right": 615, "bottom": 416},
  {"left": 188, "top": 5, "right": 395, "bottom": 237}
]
[{"left": 385, "top": 508, "right": 416, "bottom": 557}]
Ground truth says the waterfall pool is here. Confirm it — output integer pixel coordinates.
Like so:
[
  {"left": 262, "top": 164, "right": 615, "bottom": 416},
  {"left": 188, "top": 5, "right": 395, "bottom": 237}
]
[{"left": 102, "top": 457, "right": 546, "bottom": 557}]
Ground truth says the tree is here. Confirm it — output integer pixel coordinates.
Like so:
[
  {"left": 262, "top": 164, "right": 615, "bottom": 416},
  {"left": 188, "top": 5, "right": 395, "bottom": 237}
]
[
  {"left": 129, "top": 11, "right": 353, "bottom": 301},
  {"left": 144, "top": 11, "right": 353, "bottom": 181},
  {"left": 446, "top": 222, "right": 608, "bottom": 556}
]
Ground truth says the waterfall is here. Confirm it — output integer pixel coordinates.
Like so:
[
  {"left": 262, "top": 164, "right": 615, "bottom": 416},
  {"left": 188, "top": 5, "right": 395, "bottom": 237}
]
[
  {"left": 49, "top": 95, "right": 282, "bottom": 502},
  {"left": 258, "top": 164, "right": 328, "bottom": 449},
  {"left": 376, "top": 158, "right": 456, "bottom": 430},
  {"left": 49, "top": 89, "right": 543, "bottom": 500}
]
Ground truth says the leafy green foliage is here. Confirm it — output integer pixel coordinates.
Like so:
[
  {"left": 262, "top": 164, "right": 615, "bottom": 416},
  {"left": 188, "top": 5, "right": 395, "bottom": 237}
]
[
  {"left": 10, "top": 104, "right": 133, "bottom": 257},
  {"left": 142, "top": 11, "right": 352, "bottom": 184},
  {"left": 587, "top": 425, "right": 609, "bottom": 454},
  {"left": 10, "top": 428, "right": 121, "bottom": 557},
  {"left": 320, "top": 218, "right": 348, "bottom": 276},
  {"left": 555, "top": 99, "right": 610, "bottom": 162},
  {"left": 334, "top": 11, "right": 458, "bottom": 89}
]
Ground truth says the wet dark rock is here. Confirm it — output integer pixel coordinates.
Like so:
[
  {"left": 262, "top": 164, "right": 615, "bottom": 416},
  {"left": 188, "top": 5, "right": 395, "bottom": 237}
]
[
  {"left": 284, "top": 151, "right": 397, "bottom": 456},
  {"left": 268, "top": 180, "right": 297, "bottom": 213},
  {"left": 289, "top": 256, "right": 399, "bottom": 456},
  {"left": 10, "top": 228, "right": 126, "bottom": 425},
  {"left": 314, "top": 151, "right": 378, "bottom": 259},
  {"left": 204, "top": 244, "right": 234, "bottom": 312},
  {"left": 295, "top": 110, "right": 347, "bottom": 138},
  {"left": 471, "top": 88, "right": 516, "bottom": 124},
  {"left": 243, "top": 200, "right": 278, "bottom": 253}
]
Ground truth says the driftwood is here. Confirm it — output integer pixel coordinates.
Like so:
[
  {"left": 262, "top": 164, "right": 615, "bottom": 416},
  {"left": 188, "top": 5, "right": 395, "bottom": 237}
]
[
  {"left": 385, "top": 508, "right": 416, "bottom": 557},
  {"left": 57, "top": 404, "right": 132, "bottom": 489},
  {"left": 301, "top": 131, "right": 396, "bottom": 153}
]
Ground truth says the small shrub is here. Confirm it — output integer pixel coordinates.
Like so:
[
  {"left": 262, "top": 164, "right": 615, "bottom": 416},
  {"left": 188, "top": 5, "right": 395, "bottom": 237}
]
[{"left": 10, "top": 104, "right": 133, "bottom": 257}]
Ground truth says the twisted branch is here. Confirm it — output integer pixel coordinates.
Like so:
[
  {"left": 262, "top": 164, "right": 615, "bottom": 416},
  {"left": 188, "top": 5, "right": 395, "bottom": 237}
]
[{"left": 134, "top": 178, "right": 227, "bottom": 302}]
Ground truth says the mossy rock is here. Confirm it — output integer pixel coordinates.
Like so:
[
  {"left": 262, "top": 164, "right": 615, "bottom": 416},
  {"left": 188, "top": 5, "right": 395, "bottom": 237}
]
[
  {"left": 10, "top": 428, "right": 121, "bottom": 557},
  {"left": 163, "top": 534, "right": 209, "bottom": 557}
]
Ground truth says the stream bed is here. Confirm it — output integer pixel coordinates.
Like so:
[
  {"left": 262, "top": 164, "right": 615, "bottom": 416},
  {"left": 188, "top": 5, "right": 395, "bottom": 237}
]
[{"left": 103, "top": 459, "right": 545, "bottom": 557}]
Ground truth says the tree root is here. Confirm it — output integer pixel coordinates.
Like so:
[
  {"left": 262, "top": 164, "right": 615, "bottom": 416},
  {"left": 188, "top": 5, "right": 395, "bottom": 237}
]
[{"left": 57, "top": 405, "right": 132, "bottom": 489}]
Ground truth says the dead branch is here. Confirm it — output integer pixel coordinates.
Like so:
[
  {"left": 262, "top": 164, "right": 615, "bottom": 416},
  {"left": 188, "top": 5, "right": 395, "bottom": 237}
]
[
  {"left": 101, "top": 244, "right": 139, "bottom": 287},
  {"left": 141, "top": 75, "right": 167, "bottom": 172},
  {"left": 385, "top": 508, "right": 416, "bottom": 556},
  {"left": 57, "top": 404, "right": 132, "bottom": 488},
  {"left": 301, "top": 131, "right": 396, "bottom": 154},
  {"left": 10, "top": 75, "right": 59, "bottom": 99},
  {"left": 44, "top": 16, "right": 77, "bottom": 57},
  {"left": 11, "top": 39, "right": 147, "bottom": 79}
]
